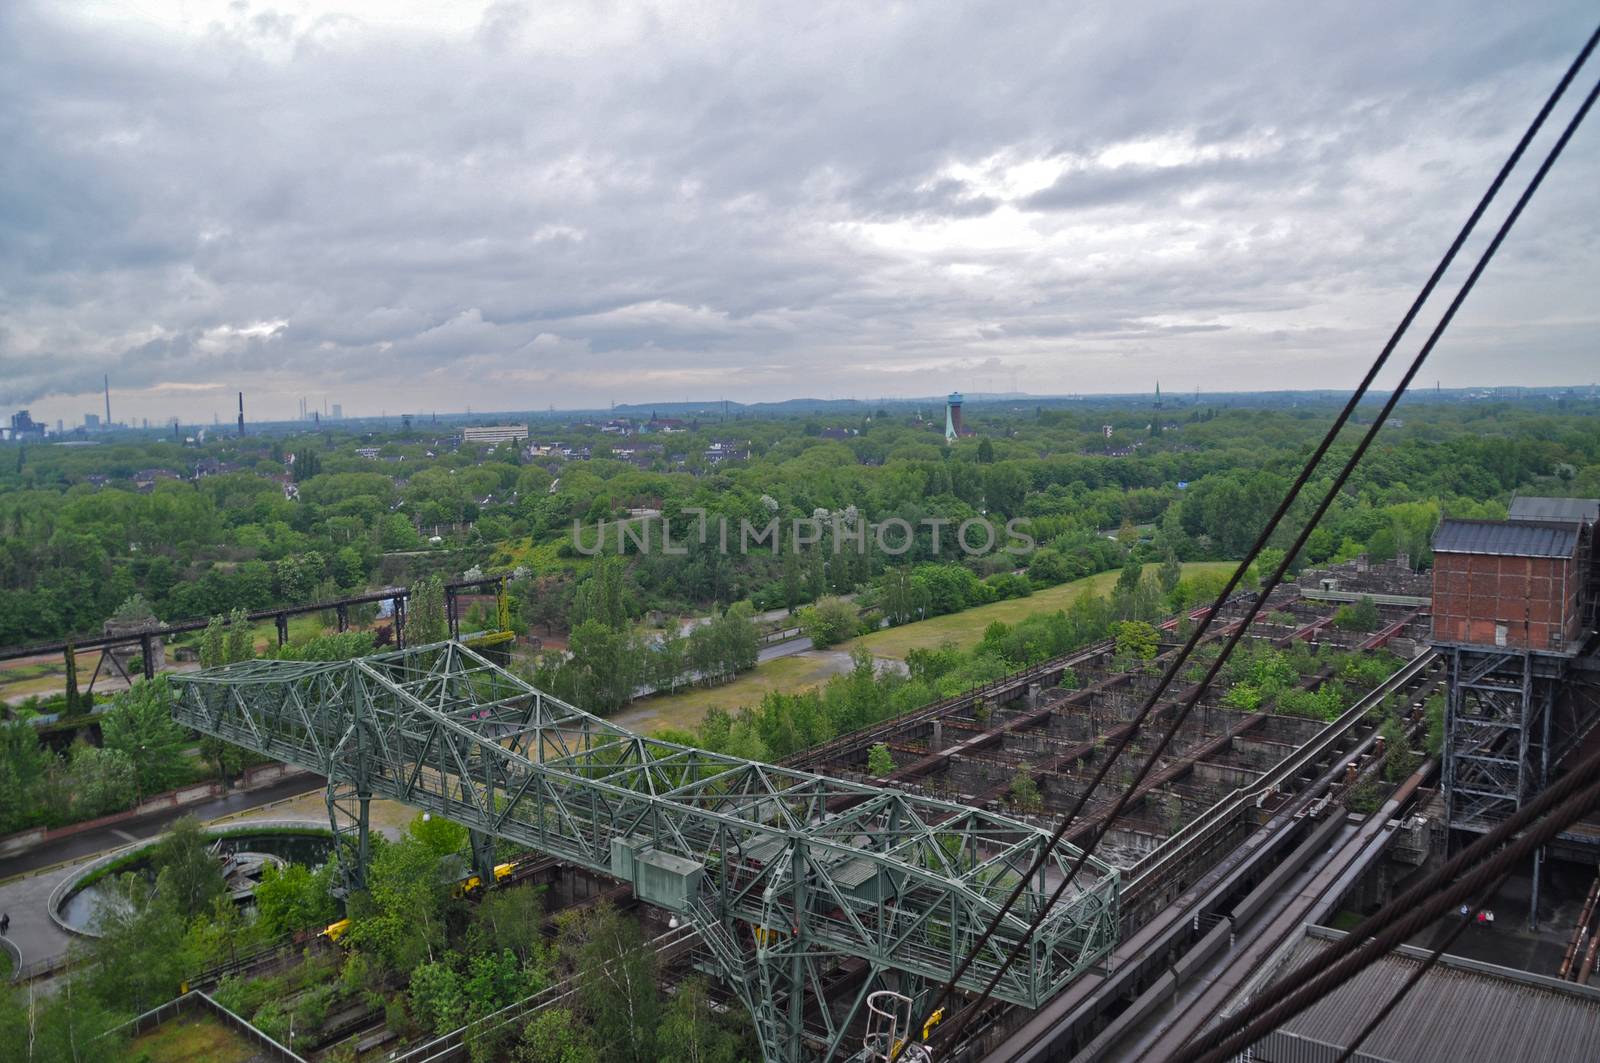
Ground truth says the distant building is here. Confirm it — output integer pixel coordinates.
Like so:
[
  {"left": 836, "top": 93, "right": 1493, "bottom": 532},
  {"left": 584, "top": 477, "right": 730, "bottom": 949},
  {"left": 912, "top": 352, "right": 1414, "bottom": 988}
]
[
  {"left": 9, "top": 410, "right": 46, "bottom": 440},
  {"left": 945, "top": 393, "right": 964, "bottom": 442},
  {"left": 462, "top": 424, "right": 530, "bottom": 446},
  {"left": 84, "top": 413, "right": 101, "bottom": 430},
  {"left": 331, "top": 404, "right": 343, "bottom": 420}
]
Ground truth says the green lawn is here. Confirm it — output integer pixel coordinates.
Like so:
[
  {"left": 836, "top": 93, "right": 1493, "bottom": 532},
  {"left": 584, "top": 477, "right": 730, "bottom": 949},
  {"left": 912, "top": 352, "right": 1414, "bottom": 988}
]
[
  {"left": 612, "top": 653, "right": 852, "bottom": 736},
  {"left": 856, "top": 561, "right": 1238, "bottom": 658},
  {"left": 619, "top": 561, "right": 1240, "bottom": 738},
  {"left": 126, "top": 1015, "right": 259, "bottom": 1063}
]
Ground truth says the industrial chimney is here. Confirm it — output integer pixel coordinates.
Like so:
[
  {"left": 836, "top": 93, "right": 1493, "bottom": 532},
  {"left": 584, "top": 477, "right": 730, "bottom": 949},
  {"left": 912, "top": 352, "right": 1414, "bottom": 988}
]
[{"left": 238, "top": 392, "right": 245, "bottom": 437}]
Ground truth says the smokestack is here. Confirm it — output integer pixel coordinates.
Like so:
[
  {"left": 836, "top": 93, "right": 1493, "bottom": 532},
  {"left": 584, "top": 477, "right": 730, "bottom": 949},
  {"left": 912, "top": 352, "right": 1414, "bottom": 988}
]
[
  {"left": 104, "top": 375, "right": 111, "bottom": 428},
  {"left": 238, "top": 392, "right": 245, "bottom": 437}
]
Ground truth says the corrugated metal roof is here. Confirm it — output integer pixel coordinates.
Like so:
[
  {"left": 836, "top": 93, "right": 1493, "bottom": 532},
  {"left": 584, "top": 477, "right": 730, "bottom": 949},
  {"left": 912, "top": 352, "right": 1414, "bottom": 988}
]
[
  {"left": 1508, "top": 495, "right": 1600, "bottom": 524},
  {"left": 1255, "top": 932, "right": 1600, "bottom": 1062},
  {"left": 1432, "top": 518, "right": 1578, "bottom": 558}
]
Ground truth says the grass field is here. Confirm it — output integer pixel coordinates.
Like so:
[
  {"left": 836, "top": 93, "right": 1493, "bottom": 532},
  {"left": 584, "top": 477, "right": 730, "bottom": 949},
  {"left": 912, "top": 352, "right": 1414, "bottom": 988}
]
[
  {"left": 0, "top": 613, "right": 336, "bottom": 704},
  {"left": 126, "top": 1015, "right": 259, "bottom": 1063},
  {"left": 856, "top": 561, "right": 1237, "bottom": 658},
  {"left": 611, "top": 653, "right": 856, "bottom": 736},
  {"left": 618, "top": 561, "right": 1240, "bottom": 738},
  {"left": 0, "top": 659, "right": 67, "bottom": 699}
]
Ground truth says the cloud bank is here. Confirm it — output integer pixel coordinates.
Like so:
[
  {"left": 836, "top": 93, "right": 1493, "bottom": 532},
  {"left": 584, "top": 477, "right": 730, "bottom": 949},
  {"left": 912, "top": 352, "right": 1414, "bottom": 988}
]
[{"left": 2, "top": 1, "right": 1596, "bottom": 423}]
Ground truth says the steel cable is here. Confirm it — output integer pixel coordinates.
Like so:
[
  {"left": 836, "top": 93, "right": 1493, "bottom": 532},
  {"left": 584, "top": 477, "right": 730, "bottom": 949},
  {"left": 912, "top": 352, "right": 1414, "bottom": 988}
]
[
  {"left": 1170, "top": 65, "right": 1600, "bottom": 1062},
  {"left": 909, "top": 23, "right": 1600, "bottom": 1059}
]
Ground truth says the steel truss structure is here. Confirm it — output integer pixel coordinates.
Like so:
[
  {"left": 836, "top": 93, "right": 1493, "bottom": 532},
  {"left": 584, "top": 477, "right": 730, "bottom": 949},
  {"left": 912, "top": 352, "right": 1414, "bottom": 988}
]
[
  {"left": 171, "top": 641, "right": 1119, "bottom": 1062},
  {"left": 1443, "top": 646, "right": 1598, "bottom": 927}
]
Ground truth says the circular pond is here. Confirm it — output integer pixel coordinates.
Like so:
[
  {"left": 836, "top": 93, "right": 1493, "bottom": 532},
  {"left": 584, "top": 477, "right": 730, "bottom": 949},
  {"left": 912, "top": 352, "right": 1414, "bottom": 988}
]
[{"left": 53, "top": 823, "right": 334, "bottom": 937}]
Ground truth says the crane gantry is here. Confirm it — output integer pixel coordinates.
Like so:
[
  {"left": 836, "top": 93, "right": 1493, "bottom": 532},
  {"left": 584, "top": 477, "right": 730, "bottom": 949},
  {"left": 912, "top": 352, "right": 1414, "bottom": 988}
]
[{"left": 171, "top": 640, "right": 1118, "bottom": 1062}]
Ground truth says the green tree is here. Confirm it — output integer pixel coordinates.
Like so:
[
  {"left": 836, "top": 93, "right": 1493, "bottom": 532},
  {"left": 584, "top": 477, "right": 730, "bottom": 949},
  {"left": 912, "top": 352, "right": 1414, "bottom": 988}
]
[
  {"left": 566, "top": 621, "right": 640, "bottom": 714},
  {"left": 470, "top": 885, "right": 549, "bottom": 967},
  {"left": 1425, "top": 694, "right": 1446, "bottom": 758},
  {"left": 657, "top": 979, "right": 741, "bottom": 1063},
  {"left": 781, "top": 548, "right": 804, "bottom": 611},
  {"left": 199, "top": 614, "right": 227, "bottom": 668},
  {"left": 152, "top": 815, "right": 227, "bottom": 919},
  {"left": 1111, "top": 620, "right": 1159, "bottom": 661},
  {"left": 0, "top": 976, "right": 128, "bottom": 1062},
  {"left": 1334, "top": 596, "right": 1381, "bottom": 632},
  {"left": 346, "top": 822, "right": 455, "bottom": 972},
  {"left": 516, "top": 1008, "right": 600, "bottom": 1063},
  {"left": 1009, "top": 768, "right": 1043, "bottom": 813},
  {"left": 84, "top": 874, "right": 192, "bottom": 1013},
  {"left": 867, "top": 742, "right": 894, "bottom": 778},
  {"left": 881, "top": 566, "right": 928, "bottom": 626},
  {"left": 410, "top": 960, "right": 466, "bottom": 1035},
  {"left": 100, "top": 675, "right": 190, "bottom": 800},
  {"left": 224, "top": 607, "right": 255, "bottom": 663},
  {"left": 409, "top": 575, "right": 449, "bottom": 645},
  {"left": 557, "top": 901, "right": 660, "bottom": 1063},
  {"left": 64, "top": 742, "right": 137, "bottom": 818},
  {"left": 797, "top": 596, "right": 859, "bottom": 649},
  {"left": 0, "top": 717, "right": 55, "bottom": 833},
  {"left": 1382, "top": 713, "right": 1419, "bottom": 782},
  {"left": 571, "top": 556, "right": 630, "bottom": 632},
  {"left": 254, "top": 861, "right": 338, "bottom": 936},
  {"left": 1158, "top": 551, "right": 1183, "bottom": 593}
]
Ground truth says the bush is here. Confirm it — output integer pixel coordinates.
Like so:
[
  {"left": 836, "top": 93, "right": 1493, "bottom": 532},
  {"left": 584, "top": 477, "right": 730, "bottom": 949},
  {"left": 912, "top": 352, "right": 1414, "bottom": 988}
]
[
  {"left": 1009, "top": 769, "right": 1043, "bottom": 812},
  {"left": 798, "top": 597, "right": 860, "bottom": 649},
  {"left": 1425, "top": 694, "right": 1446, "bottom": 758},
  {"left": 1333, "top": 596, "right": 1381, "bottom": 632},
  {"left": 867, "top": 743, "right": 894, "bottom": 777}
]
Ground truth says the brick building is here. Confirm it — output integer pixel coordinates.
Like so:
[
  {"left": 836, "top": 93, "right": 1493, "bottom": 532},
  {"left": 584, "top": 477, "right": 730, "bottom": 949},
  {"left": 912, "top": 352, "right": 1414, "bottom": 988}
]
[{"left": 1431, "top": 503, "right": 1595, "bottom": 653}]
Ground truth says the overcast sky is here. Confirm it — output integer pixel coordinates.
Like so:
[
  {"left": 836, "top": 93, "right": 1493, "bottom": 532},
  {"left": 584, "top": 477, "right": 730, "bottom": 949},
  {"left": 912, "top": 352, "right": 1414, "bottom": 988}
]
[{"left": 2, "top": 2, "right": 1596, "bottom": 425}]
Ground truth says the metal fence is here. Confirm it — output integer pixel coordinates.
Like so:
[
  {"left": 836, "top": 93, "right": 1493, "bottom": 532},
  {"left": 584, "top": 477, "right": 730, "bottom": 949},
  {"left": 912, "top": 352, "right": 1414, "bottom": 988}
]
[{"left": 114, "top": 990, "right": 308, "bottom": 1062}]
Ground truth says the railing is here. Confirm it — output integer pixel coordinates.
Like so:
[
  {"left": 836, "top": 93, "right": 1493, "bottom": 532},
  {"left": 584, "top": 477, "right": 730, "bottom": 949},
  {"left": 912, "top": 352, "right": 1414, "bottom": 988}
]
[
  {"left": 111, "top": 990, "right": 307, "bottom": 1061},
  {"left": 1126, "top": 649, "right": 1440, "bottom": 894}
]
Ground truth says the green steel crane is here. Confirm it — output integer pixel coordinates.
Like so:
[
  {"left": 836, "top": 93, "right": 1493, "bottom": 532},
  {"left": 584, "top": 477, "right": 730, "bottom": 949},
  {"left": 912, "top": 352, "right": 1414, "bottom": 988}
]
[{"left": 171, "top": 641, "right": 1118, "bottom": 1062}]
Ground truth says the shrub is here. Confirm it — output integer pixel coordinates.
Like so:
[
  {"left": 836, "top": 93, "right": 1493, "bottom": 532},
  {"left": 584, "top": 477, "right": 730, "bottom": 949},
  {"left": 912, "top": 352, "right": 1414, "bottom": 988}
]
[
  {"left": 798, "top": 597, "right": 861, "bottom": 649},
  {"left": 867, "top": 743, "right": 894, "bottom": 778}
]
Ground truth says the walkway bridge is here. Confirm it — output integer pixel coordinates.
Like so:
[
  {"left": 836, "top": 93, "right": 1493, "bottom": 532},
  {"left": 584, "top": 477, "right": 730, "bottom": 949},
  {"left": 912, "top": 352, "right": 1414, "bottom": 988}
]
[{"left": 170, "top": 641, "right": 1118, "bottom": 1062}]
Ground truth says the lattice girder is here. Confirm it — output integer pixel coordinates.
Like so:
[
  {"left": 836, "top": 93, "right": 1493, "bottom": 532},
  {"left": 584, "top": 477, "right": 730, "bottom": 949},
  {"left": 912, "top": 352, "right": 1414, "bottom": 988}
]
[{"left": 172, "top": 642, "right": 1119, "bottom": 1060}]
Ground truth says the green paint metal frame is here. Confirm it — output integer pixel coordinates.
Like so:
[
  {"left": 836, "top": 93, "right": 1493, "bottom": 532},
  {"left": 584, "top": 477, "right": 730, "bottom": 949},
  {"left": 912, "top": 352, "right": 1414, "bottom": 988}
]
[{"left": 171, "top": 642, "right": 1118, "bottom": 1061}]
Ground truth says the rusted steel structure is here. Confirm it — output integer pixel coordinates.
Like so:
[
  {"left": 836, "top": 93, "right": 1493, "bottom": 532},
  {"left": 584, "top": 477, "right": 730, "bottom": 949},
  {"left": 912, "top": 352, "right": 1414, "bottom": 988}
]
[{"left": 1434, "top": 498, "right": 1600, "bottom": 927}]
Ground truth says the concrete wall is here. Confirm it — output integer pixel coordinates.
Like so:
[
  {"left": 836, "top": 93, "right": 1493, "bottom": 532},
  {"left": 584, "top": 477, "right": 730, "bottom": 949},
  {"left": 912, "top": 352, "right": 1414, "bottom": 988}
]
[{"left": 0, "top": 762, "right": 307, "bottom": 858}]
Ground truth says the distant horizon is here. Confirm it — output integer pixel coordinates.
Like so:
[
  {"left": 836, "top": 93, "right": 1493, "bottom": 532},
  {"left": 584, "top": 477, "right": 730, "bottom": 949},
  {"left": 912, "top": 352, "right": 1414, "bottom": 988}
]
[
  {"left": 4, "top": 5, "right": 1596, "bottom": 433},
  {"left": 15, "top": 380, "right": 1599, "bottom": 436}
]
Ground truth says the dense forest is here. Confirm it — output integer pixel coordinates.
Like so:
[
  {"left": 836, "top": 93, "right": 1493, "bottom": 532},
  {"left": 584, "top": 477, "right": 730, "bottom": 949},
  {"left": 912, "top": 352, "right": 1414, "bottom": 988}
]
[{"left": 1, "top": 395, "right": 1594, "bottom": 651}]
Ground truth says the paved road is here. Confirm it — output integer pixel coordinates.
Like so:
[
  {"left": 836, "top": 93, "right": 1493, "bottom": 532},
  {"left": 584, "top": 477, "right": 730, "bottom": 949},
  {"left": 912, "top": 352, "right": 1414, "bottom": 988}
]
[
  {"left": 758, "top": 635, "right": 814, "bottom": 662},
  {"left": 0, "top": 771, "right": 324, "bottom": 882}
]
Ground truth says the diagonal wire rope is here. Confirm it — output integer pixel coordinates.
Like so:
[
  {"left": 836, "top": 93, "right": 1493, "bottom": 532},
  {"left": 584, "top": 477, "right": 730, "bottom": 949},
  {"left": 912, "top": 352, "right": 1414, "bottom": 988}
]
[
  {"left": 1328, "top": 874, "right": 1510, "bottom": 1063},
  {"left": 1170, "top": 75, "right": 1600, "bottom": 1061},
  {"left": 904, "top": 23, "right": 1600, "bottom": 1058},
  {"left": 1179, "top": 758, "right": 1600, "bottom": 1063}
]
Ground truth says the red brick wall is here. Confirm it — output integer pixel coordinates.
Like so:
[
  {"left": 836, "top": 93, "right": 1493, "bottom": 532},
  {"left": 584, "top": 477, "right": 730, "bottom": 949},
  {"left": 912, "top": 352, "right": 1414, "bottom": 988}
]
[{"left": 1432, "top": 551, "right": 1579, "bottom": 651}]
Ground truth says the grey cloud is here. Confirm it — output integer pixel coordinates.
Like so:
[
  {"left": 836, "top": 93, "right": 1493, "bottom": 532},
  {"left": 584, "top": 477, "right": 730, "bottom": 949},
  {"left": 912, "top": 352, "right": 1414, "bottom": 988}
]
[{"left": 0, "top": 0, "right": 1596, "bottom": 421}]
